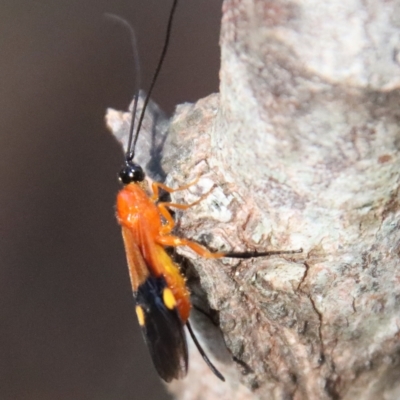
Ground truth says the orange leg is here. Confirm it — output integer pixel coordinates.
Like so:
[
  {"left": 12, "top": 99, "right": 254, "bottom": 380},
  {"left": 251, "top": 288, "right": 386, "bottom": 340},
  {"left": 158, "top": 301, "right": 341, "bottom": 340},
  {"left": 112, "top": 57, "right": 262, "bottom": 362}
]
[
  {"left": 157, "top": 187, "right": 214, "bottom": 235},
  {"left": 156, "top": 234, "right": 303, "bottom": 259},
  {"left": 152, "top": 179, "right": 304, "bottom": 259},
  {"left": 155, "top": 234, "right": 225, "bottom": 259},
  {"left": 150, "top": 176, "right": 201, "bottom": 201},
  {"left": 156, "top": 204, "right": 176, "bottom": 235}
]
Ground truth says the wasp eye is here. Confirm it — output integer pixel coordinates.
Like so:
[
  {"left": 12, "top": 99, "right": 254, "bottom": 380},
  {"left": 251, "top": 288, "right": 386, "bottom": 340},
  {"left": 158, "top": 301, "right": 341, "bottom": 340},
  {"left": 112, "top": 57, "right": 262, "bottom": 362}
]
[{"left": 119, "top": 161, "right": 145, "bottom": 184}]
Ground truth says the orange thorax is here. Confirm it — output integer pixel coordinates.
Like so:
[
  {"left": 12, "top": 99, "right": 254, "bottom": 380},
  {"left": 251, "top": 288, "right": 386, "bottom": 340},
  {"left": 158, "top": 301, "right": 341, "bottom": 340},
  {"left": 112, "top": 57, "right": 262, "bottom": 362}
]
[{"left": 116, "top": 183, "right": 191, "bottom": 322}]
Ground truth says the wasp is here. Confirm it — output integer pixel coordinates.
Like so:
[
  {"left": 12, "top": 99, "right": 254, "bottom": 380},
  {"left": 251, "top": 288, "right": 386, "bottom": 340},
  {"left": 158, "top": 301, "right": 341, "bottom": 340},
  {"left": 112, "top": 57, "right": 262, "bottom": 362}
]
[{"left": 109, "top": 0, "right": 302, "bottom": 382}]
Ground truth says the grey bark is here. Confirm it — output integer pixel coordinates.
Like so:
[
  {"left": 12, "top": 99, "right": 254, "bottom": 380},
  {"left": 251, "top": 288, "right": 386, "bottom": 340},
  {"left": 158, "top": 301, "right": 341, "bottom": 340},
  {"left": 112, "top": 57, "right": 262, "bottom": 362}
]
[{"left": 106, "top": 0, "right": 400, "bottom": 399}]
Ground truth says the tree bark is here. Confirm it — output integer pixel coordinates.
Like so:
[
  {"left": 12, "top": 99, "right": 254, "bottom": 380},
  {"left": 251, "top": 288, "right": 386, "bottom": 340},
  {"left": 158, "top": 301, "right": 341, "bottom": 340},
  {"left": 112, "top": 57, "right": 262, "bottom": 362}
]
[{"left": 106, "top": 0, "right": 400, "bottom": 399}]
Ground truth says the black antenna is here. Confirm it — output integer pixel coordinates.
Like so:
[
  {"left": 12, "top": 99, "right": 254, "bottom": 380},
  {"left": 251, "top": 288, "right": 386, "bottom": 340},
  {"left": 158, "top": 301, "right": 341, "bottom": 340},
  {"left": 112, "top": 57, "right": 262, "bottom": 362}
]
[
  {"left": 127, "top": 0, "right": 179, "bottom": 161},
  {"left": 104, "top": 13, "right": 141, "bottom": 158},
  {"left": 186, "top": 321, "right": 225, "bottom": 382}
]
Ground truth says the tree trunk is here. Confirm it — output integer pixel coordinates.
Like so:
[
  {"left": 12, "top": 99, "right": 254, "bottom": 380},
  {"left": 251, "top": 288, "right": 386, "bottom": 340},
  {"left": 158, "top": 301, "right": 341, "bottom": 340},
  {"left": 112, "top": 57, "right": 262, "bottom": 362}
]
[{"left": 106, "top": 0, "right": 400, "bottom": 399}]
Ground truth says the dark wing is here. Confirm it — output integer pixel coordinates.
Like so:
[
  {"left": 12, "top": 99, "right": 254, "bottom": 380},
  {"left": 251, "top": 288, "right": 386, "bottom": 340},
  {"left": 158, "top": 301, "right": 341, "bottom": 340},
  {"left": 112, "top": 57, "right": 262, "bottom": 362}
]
[{"left": 136, "top": 275, "right": 188, "bottom": 382}]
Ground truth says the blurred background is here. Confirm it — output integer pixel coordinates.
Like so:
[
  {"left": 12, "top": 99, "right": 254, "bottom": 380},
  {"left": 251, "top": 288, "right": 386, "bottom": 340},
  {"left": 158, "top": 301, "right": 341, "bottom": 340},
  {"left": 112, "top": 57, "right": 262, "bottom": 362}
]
[{"left": 0, "top": 0, "right": 222, "bottom": 399}]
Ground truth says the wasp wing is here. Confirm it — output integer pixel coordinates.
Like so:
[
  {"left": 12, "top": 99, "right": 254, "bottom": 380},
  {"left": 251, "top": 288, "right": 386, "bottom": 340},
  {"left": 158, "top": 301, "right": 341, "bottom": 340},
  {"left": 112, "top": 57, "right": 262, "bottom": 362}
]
[
  {"left": 121, "top": 225, "right": 188, "bottom": 381},
  {"left": 121, "top": 226, "right": 149, "bottom": 291},
  {"left": 136, "top": 275, "right": 188, "bottom": 382}
]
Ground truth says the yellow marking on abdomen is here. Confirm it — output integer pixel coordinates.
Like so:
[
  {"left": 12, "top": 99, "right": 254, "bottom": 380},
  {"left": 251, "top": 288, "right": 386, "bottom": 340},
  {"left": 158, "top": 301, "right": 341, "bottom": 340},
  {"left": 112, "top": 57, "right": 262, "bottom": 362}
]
[
  {"left": 136, "top": 305, "right": 145, "bottom": 326},
  {"left": 163, "top": 287, "right": 177, "bottom": 310}
]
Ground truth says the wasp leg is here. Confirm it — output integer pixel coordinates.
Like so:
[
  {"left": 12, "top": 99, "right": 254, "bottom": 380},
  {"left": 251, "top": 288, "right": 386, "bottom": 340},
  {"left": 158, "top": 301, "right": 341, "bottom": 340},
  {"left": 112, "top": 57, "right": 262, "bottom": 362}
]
[
  {"left": 156, "top": 234, "right": 303, "bottom": 259},
  {"left": 155, "top": 235, "right": 225, "bottom": 258},
  {"left": 150, "top": 175, "right": 201, "bottom": 201},
  {"left": 222, "top": 248, "right": 303, "bottom": 258},
  {"left": 157, "top": 188, "right": 214, "bottom": 235},
  {"left": 156, "top": 204, "right": 176, "bottom": 234}
]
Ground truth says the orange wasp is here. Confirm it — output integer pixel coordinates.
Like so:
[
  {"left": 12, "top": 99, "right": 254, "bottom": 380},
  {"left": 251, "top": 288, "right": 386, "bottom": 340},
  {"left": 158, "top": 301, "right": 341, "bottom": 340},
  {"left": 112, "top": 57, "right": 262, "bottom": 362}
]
[{"left": 111, "top": 0, "right": 302, "bottom": 382}]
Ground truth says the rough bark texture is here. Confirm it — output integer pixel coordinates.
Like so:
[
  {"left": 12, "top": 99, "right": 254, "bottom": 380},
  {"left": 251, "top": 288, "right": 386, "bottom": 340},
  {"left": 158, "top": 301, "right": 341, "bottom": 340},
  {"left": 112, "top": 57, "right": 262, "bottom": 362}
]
[{"left": 106, "top": 0, "right": 400, "bottom": 399}]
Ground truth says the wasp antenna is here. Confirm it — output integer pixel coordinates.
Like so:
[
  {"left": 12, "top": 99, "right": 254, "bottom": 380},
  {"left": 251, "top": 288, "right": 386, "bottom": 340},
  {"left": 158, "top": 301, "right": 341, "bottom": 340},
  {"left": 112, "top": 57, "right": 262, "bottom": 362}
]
[
  {"left": 104, "top": 13, "right": 141, "bottom": 161},
  {"left": 186, "top": 321, "right": 225, "bottom": 382},
  {"left": 132, "top": 0, "right": 178, "bottom": 159}
]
